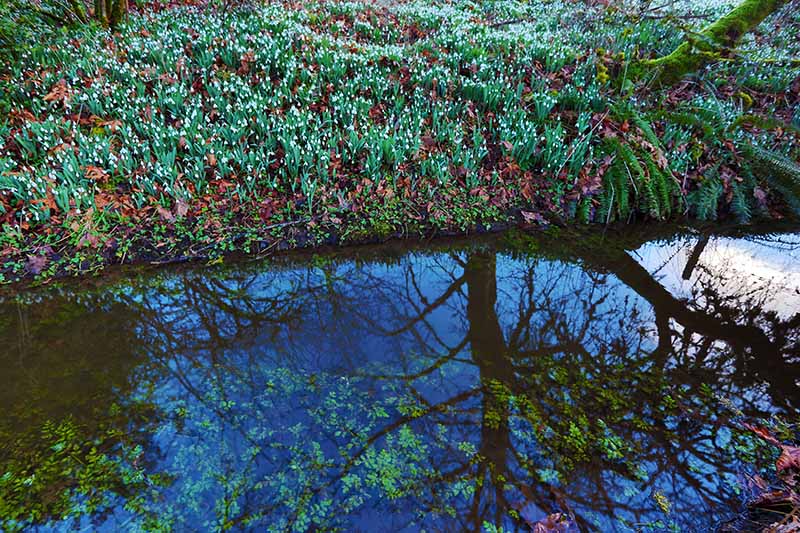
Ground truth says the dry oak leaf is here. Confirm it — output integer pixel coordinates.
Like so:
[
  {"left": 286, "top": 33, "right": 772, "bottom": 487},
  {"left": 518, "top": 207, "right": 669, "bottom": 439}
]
[
  {"left": 156, "top": 205, "right": 175, "bottom": 222},
  {"left": 744, "top": 423, "right": 800, "bottom": 486},
  {"left": 174, "top": 199, "right": 189, "bottom": 218},
  {"left": 26, "top": 248, "right": 52, "bottom": 275},
  {"left": 85, "top": 166, "right": 110, "bottom": 184},
  {"left": 8, "top": 108, "right": 39, "bottom": 126},
  {"left": 43, "top": 80, "right": 71, "bottom": 106},
  {"left": 531, "top": 513, "right": 575, "bottom": 533}
]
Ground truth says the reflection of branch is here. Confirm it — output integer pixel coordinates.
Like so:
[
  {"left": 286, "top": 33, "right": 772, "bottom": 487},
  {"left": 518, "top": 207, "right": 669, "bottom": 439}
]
[
  {"left": 681, "top": 235, "right": 709, "bottom": 280},
  {"left": 380, "top": 273, "right": 467, "bottom": 336},
  {"left": 601, "top": 251, "right": 779, "bottom": 350},
  {"left": 600, "top": 249, "right": 800, "bottom": 410},
  {"left": 358, "top": 335, "right": 469, "bottom": 382},
  {"left": 511, "top": 340, "right": 591, "bottom": 364}
]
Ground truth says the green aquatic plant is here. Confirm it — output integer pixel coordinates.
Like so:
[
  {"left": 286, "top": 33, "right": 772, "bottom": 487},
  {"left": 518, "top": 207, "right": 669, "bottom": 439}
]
[{"left": 0, "top": 416, "right": 168, "bottom": 532}]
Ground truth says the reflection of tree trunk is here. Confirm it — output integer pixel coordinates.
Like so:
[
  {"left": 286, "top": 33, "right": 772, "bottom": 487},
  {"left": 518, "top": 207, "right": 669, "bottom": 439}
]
[
  {"left": 464, "top": 252, "right": 589, "bottom": 530},
  {"left": 465, "top": 251, "right": 513, "bottom": 530},
  {"left": 681, "top": 235, "right": 709, "bottom": 280},
  {"left": 593, "top": 248, "right": 800, "bottom": 410}
]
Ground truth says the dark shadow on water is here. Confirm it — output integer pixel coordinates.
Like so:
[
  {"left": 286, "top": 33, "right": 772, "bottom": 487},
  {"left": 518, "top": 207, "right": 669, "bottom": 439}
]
[{"left": 1, "top": 226, "right": 799, "bottom": 532}]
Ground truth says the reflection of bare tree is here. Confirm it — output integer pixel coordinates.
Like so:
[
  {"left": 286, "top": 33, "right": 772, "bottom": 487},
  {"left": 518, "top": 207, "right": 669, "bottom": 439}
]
[
  {"left": 584, "top": 236, "right": 800, "bottom": 412},
  {"left": 125, "top": 232, "right": 800, "bottom": 530},
  {"left": 2, "top": 227, "right": 798, "bottom": 531},
  {"left": 321, "top": 233, "right": 800, "bottom": 531}
]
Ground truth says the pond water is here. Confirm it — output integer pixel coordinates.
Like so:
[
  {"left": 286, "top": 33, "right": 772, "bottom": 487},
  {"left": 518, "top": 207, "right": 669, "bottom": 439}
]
[{"left": 1, "top": 227, "right": 799, "bottom": 532}]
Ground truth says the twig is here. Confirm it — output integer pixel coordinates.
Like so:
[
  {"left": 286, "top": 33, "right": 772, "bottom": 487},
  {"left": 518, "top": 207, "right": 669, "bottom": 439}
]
[
  {"left": 487, "top": 18, "right": 531, "bottom": 29},
  {"left": 555, "top": 109, "right": 611, "bottom": 181},
  {"left": 640, "top": 13, "right": 713, "bottom": 21},
  {"left": 254, "top": 238, "right": 282, "bottom": 259}
]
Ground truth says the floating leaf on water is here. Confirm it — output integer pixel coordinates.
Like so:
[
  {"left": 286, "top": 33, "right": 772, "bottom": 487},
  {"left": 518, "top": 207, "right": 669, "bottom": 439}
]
[{"left": 530, "top": 512, "right": 576, "bottom": 533}]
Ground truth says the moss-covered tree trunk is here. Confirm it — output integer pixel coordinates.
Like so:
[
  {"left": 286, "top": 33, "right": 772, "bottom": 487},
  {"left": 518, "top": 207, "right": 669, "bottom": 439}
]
[
  {"left": 641, "top": 0, "right": 787, "bottom": 84},
  {"left": 68, "top": 0, "right": 89, "bottom": 22},
  {"left": 94, "top": 0, "right": 107, "bottom": 25},
  {"left": 110, "top": 0, "right": 127, "bottom": 29},
  {"left": 95, "top": 0, "right": 126, "bottom": 30}
]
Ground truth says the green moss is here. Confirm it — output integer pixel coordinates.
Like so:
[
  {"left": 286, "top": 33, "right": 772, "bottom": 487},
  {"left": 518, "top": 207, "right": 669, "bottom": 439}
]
[
  {"left": 639, "top": 0, "right": 787, "bottom": 84},
  {"left": 703, "top": 0, "right": 784, "bottom": 45}
]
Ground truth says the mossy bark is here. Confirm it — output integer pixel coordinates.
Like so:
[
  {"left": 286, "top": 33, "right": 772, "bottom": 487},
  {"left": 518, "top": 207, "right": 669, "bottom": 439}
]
[
  {"left": 68, "top": 0, "right": 89, "bottom": 22},
  {"left": 108, "top": 0, "right": 127, "bottom": 30},
  {"left": 94, "top": 0, "right": 107, "bottom": 25},
  {"left": 640, "top": 0, "right": 787, "bottom": 84}
]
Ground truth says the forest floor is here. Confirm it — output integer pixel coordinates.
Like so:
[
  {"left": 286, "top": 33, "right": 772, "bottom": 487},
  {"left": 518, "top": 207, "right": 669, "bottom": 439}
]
[{"left": 0, "top": 0, "right": 799, "bottom": 286}]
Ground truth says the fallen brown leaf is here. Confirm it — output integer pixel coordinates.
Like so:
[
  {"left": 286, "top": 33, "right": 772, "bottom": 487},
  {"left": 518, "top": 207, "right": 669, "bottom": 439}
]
[
  {"left": 531, "top": 513, "right": 575, "bottom": 533},
  {"left": 156, "top": 205, "right": 175, "bottom": 222},
  {"left": 174, "top": 199, "right": 189, "bottom": 218},
  {"left": 26, "top": 253, "right": 49, "bottom": 275}
]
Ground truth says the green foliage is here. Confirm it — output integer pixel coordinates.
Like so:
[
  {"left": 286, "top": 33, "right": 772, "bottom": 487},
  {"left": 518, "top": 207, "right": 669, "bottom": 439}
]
[
  {"left": 0, "top": 0, "right": 111, "bottom": 75},
  {"left": 596, "top": 128, "right": 680, "bottom": 222},
  {"left": 688, "top": 170, "right": 723, "bottom": 221},
  {"left": 745, "top": 144, "right": 800, "bottom": 196},
  {"left": 0, "top": 0, "right": 798, "bottom": 284},
  {"left": 730, "top": 176, "right": 753, "bottom": 222},
  {"left": 730, "top": 114, "right": 800, "bottom": 137},
  {"left": 0, "top": 418, "right": 162, "bottom": 531},
  {"left": 651, "top": 96, "right": 800, "bottom": 223},
  {"left": 0, "top": 0, "right": 46, "bottom": 65}
]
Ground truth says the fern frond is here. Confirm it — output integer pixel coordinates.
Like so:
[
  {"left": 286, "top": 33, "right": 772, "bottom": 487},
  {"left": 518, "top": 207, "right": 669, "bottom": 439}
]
[
  {"left": 744, "top": 144, "right": 800, "bottom": 200},
  {"left": 688, "top": 170, "right": 722, "bottom": 221},
  {"left": 729, "top": 181, "right": 752, "bottom": 223}
]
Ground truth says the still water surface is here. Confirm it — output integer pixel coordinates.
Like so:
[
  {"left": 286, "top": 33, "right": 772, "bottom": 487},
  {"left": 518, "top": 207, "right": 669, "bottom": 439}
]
[{"left": 1, "top": 228, "right": 799, "bottom": 532}]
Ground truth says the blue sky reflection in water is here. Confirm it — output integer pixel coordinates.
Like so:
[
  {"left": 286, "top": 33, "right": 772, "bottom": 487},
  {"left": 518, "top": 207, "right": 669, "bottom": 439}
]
[{"left": 1, "top": 229, "right": 799, "bottom": 532}]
